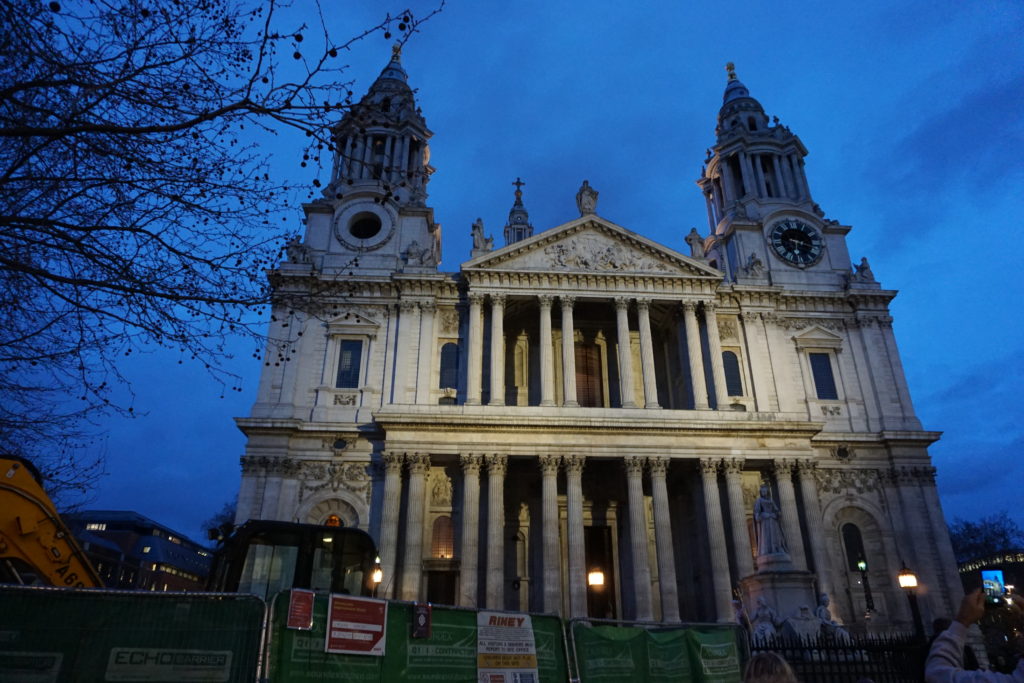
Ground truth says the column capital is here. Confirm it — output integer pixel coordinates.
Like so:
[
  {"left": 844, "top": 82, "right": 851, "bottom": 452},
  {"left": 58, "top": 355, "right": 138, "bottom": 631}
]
[
  {"left": 614, "top": 296, "right": 631, "bottom": 311},
  {"left": 773, "top": 458, "right": 796, "bottom": 476},
  {"left": 460, "top": 453, "right": 483, "bottom": 474},
  {"left": 698, "top": 458, "right": 721, "bottom": 475},
  {"left": 407, "top": 452, "right": 431, "bottom": 473},
  {"left": 383, "top": 451, "right": 405, "bottom": 472},
  {"left": 624, "top": 457, "right": 645, "bottom": 476},
  {"left": 420, "top": 301, "right": 436, "bottom": 314},
  {"left": 537, "top": 294, "right": 554, "bottom": 308},
  {"left": 795, "top": 459, "right": 817, "bottom": 476},
  {"left": 722, "top": 458, "right": 745, "bottom": 476},
  {"left": 489, "top": 293, "right": 506, "bottom": 307},
  {"left": 560, "top": 295, "right": 576, "bottom": 309},
  {"left": 562, "top": 454, "right": 586, "bottom": 475},
  {"left": 740, "top": 310, "right": 761, "bottom": 323},
  {"left": 682, "top": 300, "right": 699, "bottom": 313},
  {"left": 468, "top": 292, "right": 486, "bottom": 305},
  {"left": 485, "top": 453, "right": 508, "bottom": 475},
  {"left": 635, "top": 297, "right": 651, "bottom": 311},
  {"left": 646, "top": 456, "right": 669, "bottom": 477},
  {"left": 538, "top": 454, "right": 561, "bottom": 476},
  {"left": 399, "top": 300, "right": 419, "bottom": 313},
  {"left": 703, "top": 301, "right": 718, "bottom": 314}
]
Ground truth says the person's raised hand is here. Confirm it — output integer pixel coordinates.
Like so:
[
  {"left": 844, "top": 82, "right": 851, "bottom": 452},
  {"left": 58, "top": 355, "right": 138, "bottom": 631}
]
[{"left": 956, "top": 588, "right": 985, "bottom": 627}]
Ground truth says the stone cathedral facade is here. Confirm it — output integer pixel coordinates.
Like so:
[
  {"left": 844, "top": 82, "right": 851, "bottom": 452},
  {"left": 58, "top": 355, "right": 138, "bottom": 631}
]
[{"left": 234, "top": 53, "right": 961, "bottom": 630}]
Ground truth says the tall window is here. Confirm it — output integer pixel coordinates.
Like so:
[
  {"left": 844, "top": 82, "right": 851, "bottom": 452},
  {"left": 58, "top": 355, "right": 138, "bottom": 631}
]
[
  {"left": 809, "top": 352, "right": 838, "bottom": 400},
  {"left": 431, "top": 516, "right": 454, "bottom": 559},
  {"left": 439, "top": 342, "right": 459, "bottom": 389},
  {"left": 841, "top": 523, "right": 866, "bottom": 571},
  {"left": 722, "top": 351, "right": 743, "bottom": 396},
  {"left": 336, "top": 340, "right": 363, "bottom": 388}
]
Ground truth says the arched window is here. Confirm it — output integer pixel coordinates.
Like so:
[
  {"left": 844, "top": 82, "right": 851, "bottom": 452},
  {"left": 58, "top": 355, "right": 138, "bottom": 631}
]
[
  {"left": 324, "top": 514, "right": 342, "bottom": 527},
  {"left": 431, "top": 516, "right": 454, "bottom": 559},
  {"left": 439, "top": 342, "right": 459, "bottom": 390},
  {"left": 723, "top": 351, "right": 743, "bottom": 396},
  {"left": 841, "top": 523, "right": 866, "bottom": 571}
]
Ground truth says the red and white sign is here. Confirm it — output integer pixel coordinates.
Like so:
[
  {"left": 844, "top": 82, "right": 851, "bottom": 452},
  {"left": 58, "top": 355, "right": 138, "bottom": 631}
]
[
  {"left": 286, "top": 588, "right": 315, "bottom": 630},
  {"left": 325, "top": 595, "right": 387, "bottom": 656}
]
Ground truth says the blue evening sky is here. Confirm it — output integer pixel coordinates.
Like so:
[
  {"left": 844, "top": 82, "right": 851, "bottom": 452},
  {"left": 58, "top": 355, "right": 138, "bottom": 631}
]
[{"left": 89, "top": 0, "right": 1024, "bottom": 546}]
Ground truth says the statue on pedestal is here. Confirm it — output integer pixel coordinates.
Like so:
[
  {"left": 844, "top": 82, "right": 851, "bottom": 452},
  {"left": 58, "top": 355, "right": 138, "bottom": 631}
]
[
  {"left": 576, "top": 180, "right": 598, "bottom": 216},
  {"left": 750, "top": 596, "right": 778, "bottom": 641},
  {"left": 685, "top": 228, "right": 705, "bottom": 259},
  {"left": 754, "top": 484, "right": 788, "bottom": 559}
]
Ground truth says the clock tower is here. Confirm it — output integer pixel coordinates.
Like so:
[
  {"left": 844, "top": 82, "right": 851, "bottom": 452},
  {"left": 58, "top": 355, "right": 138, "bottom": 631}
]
[
  {"left": 297, "top": 44, "right": 441, "bottom": 277},
  {"left": 698, "top": 64, "right": 852, "bottom": 289}
]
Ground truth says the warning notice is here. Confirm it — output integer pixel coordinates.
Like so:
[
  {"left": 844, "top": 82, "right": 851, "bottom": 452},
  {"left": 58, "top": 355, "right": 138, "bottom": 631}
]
[
  {"left": 286, "top": 588, "right": 315, "bottom": 631},
  {"left": 325, "top": 594, "right": 387, "bottom": 656},
  {"left": 476, "top": 611, "right": 538, "bottom": 682}
]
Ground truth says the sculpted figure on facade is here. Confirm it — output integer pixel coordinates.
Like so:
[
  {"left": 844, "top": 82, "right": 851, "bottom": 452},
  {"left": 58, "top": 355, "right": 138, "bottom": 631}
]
[
  {"left": 750, "top": 596, "right": 779, "bottom": 641},
  {"left": 575, "top": 180, "right": 598, "bottom": 216},
  {"left": 753, "top": 484, "right": 788, "bottom": 559},
  {"left": 285, "top": 235, "right": 312, "bottom": 264},
  {"left": 743, "top": 251, "right": 765, "bottom": 277},
  {"left": 853, "top": 256, "right": 875, "bottom": 282},
  {"left": 685, "top": 227, "right": 705, "bottom": 259},
  {"left": 471, "top": 218, "right": 493, "bottom": 252}
]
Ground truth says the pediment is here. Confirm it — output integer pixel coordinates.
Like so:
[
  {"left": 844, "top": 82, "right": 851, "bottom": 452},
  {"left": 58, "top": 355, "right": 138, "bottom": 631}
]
[
  {"left": 326, "top": 311, "right": 381, "bottom": 336},
  {"left": 792, "top": 325, "right": 843, "bottom": 349},
  {"left": 463, "top": 217, "right": 720, "bottom": 279}
]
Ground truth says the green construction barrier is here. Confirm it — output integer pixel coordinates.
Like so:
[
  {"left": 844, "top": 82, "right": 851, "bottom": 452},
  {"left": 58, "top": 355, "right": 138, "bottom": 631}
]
[
  {"left": 267, "top": 592, "right": 569, "bottom": 682},
  {"left": 572, "top": 622, "right": 745, "bottom": 683},
  {"left": 0, "top": 586, "right": 264, "bottom": 682}
]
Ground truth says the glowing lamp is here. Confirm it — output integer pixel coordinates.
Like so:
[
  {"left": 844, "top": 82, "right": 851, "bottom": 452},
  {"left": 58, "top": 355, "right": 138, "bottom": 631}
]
[
  {"left": 898, "top": 565, "right": 918, "bottom": 590},
  {"left": 587, "top": 569, "right": 605, "bottom": 587}
]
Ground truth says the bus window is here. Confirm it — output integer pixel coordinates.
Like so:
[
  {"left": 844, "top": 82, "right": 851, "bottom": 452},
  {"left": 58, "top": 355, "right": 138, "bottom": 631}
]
[{"left": 236, "top": 542, "right": 298, "bottom": 600}]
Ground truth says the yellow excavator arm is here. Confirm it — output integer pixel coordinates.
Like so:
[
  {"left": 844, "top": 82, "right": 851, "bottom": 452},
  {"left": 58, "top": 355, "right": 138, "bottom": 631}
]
[{"left": 0, "top": 456, "right": 102, "bottom": 588}]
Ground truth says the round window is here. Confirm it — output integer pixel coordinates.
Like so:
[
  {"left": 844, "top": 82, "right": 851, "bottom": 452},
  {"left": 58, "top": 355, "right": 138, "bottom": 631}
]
[{"left": 349, "top": 213, "right": 382, "bottom": 239}]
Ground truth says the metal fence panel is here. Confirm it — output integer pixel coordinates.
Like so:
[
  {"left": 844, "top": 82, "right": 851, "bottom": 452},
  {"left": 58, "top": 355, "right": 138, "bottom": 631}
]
[
  {"left": 0, "top": 585, "right": 265, "bottom": 683},
  {"left": 753, "top": 634, "right": 928, "bottom": 683}
]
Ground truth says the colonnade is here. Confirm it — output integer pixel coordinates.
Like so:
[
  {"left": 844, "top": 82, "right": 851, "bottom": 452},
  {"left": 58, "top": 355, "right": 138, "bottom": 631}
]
[
  {"left": 462, "top": 293, "right": 730, "bottom": 410},
  {"left": 377, "top": 450, "right": 827, "bottom": 622}
]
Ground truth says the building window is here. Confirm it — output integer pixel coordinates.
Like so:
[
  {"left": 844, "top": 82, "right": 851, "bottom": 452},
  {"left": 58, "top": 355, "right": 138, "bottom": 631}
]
[
  {"left": 841, "top": 523, "right": 866, "bottom": 572},
  {"left": 85, "top": 522, "right": 106, "bottom": 531},
  {"left": 336, "top": 340, "right": 363, "bottom": 388},
  {"left": 431, "top": 516, "right": 454, "bottom": 559},
  {"left": 808, "top": 352, "right": 838, "bottom": 400},
  {"left": 439, "top": 342, "right": 459, "bottom": 390},
  {"left": 722, "top": 351, "right": 743, "bottom": 396}
]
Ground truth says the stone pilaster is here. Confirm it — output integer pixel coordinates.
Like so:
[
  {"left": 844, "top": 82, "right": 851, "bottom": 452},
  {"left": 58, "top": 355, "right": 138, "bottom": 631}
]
[
  {"left": 485, "top": 453, "right": 508, "bottom": 608},
  {"left": 564, "top": 454, "right": 587, "bottom": 618},
  {"left": 393, "top": 300, "right": 420, "bottom": 403},
  {"left": 648, "top": 457, "right": 680, "bottom": 623},
  {"left": 378, "top": 451, "right": 404, "bottom": 599},
  {"left": 636, "top": 298, "right": 660, "bottom": 409},
  {"left": 796, "top": 460, "right": 832, "bottom": 600},
  {"left": 458, "top": 453, "right": 482, "bottom": 607},
  {"left": 614, "top": 297, "right": 637, "bottom": 408},
  {"left": 703, "top": 302, "right": 729, "bottom": 409},
  {"left": 560, "top": 296, "right": 578, "bottom": 407},
  {"left": 699, "top": 458, "right": 734, "bottom": 621},
  {"left": 683, "top": 302, "right": 709, "bottom": 409},
  {"left": 466, "top": 293, "right": 484, "bottom": 405},
  {"left": 723, "top": 458, "right": 754, "bottom": 578},
  {"left": 625, "top": 457, "right": 653, "bottom": 620},
  {"left": 488, "top": 295, "right": 506, "bottom": 406},
  {"left": 740, "top": 311, "right": 779, "bottom": 412},
  {"left": 400, "top": 452, "right": 430, "bottom": 600},
  {"left": 415, "top": 301, "right": 436, "bottom": 404},
  {"left": 539, "top": 455, "right": 562, "bottom": 614}
]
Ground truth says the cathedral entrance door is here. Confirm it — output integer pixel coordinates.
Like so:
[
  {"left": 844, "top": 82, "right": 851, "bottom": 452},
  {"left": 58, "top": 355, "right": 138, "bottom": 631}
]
[
  {"left": 426, "top": 570, "right": 457, "bottom": 606},
  {"left": 575, "top": 343, "right": 604, "bottom": 407},
  {"left": 585, "top": 525, "right": 616, "bottom": 619}
]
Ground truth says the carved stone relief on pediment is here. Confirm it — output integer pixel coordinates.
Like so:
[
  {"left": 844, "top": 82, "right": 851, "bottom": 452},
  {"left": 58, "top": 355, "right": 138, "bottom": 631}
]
[{"left": 814, "top": 467, "right": 880, "bottom": 495}]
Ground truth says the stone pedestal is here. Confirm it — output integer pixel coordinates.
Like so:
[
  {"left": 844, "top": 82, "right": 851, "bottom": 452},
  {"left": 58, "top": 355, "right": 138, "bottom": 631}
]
[{"left": 741, "top": 569, "right": 818, "bottom": 626}]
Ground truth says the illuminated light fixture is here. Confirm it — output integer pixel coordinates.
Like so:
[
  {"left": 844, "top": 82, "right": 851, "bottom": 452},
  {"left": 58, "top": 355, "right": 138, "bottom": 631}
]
[
  {"left": 587, "top": 569, "right": 605, "bottom": 587},
  {"left": 372, "top": 556, "right": 383, "bottom": 585},
  {"left": 898, "top": 565, "right": 918, "bottom": 590},
  {"left": 856, "top": 558, "right": 867, "bottom": 572}
]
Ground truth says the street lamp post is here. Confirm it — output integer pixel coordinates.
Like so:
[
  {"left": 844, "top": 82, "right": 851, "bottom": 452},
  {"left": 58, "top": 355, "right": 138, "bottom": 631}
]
[
  {"left": 857, "top": 556, "right": 875, "bottom": 616},
  {"left": 898, "top": 564, "right": 925, "bottom": 640}
]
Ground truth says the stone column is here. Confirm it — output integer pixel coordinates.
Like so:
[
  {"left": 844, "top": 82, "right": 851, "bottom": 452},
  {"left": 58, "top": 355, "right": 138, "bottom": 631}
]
[
  {"left": 485, "top": 454, "right": 508, "bottom": 608},
  {"left": 378, "top": 451, "right": 404, "bottom": 599},
  {"left": 773, "top": 460, "right": 807, "bottom": 570},
  {"left": 539, "top": 455, "right": 562, "bottom": 614},
  {"left": 489, "top": 295, "right": 506, "bottom": 406},
  {"left": 740, "top": 311, "right": 779, "bottom": 412},
  {"left": 703, "top": 302, "right": 729, "bottom": 409},
  {"left": 636, "top": 298, "right": 660, "bottom": 409},
  {"left": 458, "top": 453, "right": 483, "bottom": 607},
  {"left": 796, "top": 461, "right": 833, "bottom": 600},
  {"left": 625, "top": 458, "right": 654, "bottom": 621},
  {"left": 560, "top": 296, "right": 578, "bottom": 407},
  {"left": 648, "top": 457, "right": 680, "bottom": 623},
  {"left": 415, "top": 301, "right": 436, "bottom": 404},
  {"left": 466, "top": 293, "right": 484, "bottom": 405},
  {"left": 723, "top": 458, "right": 755, "bottom": 579},
  {"left": 683, "top": 302, "right": 709, "bottom": 409},
  {"left": 564, "top": 455, "right": 587, "bottom": 618},
  {"left": 400, "top": 452, "right": 430, "bottom": 600},
  {"left": 614, "top": 297, "right": 637, "bottom": 408},
  {"left": 699, "top": 458, "right": 734, "bottom": 621},
  {"left": 538, "top": 295, "right": 555, "bottom": 406}
]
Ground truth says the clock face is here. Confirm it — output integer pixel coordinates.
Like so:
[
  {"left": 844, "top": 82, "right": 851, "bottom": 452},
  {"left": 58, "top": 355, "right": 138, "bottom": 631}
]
[{"left": 769, "top": 219, "right": 824, "bottom": 267}]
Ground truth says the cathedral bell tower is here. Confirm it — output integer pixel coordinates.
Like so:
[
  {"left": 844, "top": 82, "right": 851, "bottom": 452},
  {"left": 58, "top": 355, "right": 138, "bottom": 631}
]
[
  {"left": 698, "top": 63, "right": 851, "bottom": 288},
  {"left": 503, "top": 177, "right": 534, "bottom": 246},
  {"left": 297, "top": 45, "right": 441, "bottom": 276}
]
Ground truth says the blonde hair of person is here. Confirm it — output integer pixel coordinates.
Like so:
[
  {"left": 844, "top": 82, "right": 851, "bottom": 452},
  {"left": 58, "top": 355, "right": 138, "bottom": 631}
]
[{"left": 743, "top": 651, "right": 799, "bottom": 683}]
